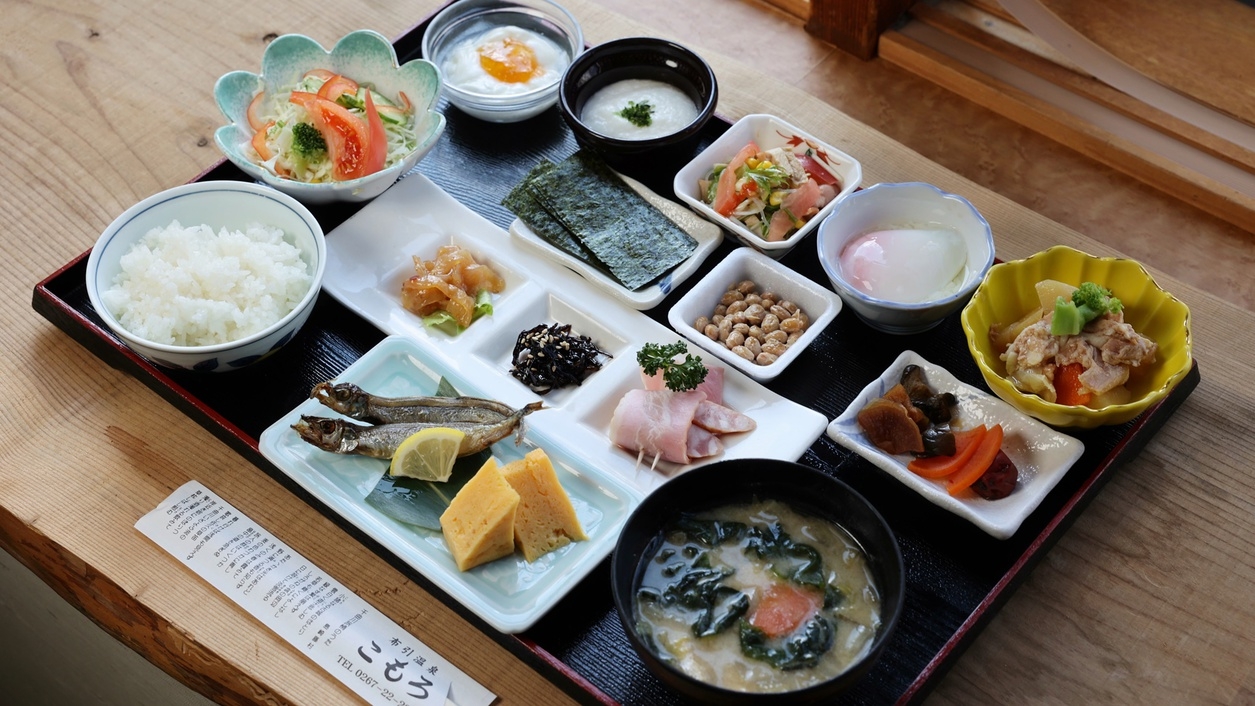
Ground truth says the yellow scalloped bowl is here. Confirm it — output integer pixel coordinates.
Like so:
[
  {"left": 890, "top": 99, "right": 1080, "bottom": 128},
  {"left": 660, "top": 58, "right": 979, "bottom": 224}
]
[{"left": 960, "top": 245, "right": 1192, "bottom": 428}]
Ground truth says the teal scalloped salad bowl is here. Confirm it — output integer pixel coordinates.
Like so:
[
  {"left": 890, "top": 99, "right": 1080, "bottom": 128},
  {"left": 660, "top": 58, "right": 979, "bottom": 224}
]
[{"left": 214, "top": 30, "right": 446, "bottom": 205}]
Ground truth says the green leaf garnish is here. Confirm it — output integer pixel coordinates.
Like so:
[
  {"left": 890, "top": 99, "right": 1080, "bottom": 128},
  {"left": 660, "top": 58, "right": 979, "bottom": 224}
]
[
  {"left": 618, "top": 101, "right": 654, "bottom": 127},
  {"left": 637, "top": 341, "right": 708, "bottom": 392}
]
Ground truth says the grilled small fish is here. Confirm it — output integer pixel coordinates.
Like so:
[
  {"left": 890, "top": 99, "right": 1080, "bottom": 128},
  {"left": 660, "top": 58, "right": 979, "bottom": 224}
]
[
  {"left": 292, "top": 401, "right": 544, "bottom": 458},
  {"left": 310, "top": 381, "right": 515, "bottom": 425}
]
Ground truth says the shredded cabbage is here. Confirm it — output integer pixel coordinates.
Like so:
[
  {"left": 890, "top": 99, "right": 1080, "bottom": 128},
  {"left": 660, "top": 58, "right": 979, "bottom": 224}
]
[{"left": 250, "top": 73, "right": 420, "bottom": 183}]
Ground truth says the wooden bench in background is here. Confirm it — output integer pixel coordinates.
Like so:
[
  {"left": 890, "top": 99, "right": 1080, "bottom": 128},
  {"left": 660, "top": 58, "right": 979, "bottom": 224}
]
[{"left": 783, "top": 0, "right": 1255, "bottom": 235}]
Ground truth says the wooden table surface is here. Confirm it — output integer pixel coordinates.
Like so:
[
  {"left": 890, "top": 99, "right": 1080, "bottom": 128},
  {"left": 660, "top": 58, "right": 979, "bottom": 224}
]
[{"left": 6, "top": 0, "right": 1255, "bottom": 704}]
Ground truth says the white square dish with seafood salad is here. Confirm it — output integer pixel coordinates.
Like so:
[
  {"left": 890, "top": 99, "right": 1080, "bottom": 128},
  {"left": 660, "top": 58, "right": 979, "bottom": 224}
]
[{"left": 673, "top": 113, "right": 862, "bottom": 258}]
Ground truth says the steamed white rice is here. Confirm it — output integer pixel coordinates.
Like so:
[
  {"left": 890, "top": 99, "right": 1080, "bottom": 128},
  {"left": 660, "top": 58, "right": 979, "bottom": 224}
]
[{"left": 103, "top": 219, "right": 312, "bottom": 347}]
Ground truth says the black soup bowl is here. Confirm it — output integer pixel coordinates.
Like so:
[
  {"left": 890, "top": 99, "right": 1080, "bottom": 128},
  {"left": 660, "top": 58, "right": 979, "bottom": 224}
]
[
  {"left": 558, "top": 36, "right": 718, "bottom": 175},
  {"left": 610, "top": 459, "right": 904, "bottom": 705}
]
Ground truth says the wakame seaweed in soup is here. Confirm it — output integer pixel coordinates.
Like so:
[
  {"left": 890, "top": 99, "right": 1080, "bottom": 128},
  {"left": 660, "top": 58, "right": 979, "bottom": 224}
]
[{"left": 635, "top": 499, "right": 881, "bottom": 693}]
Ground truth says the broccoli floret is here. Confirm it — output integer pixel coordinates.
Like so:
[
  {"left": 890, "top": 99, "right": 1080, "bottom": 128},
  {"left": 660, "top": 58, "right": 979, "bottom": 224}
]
[
  {"left": 1072, "top": 281, "right": 1122, "bottom": 319},
  {"left": 1051, "top": 282, "right": 1122, "bottom": 335},
  {"left": 1051, "top": 297, "right": 1086, "bottom": 336},
  {"left": 290, "top": 122, "right": 327, "bottom": 159}
]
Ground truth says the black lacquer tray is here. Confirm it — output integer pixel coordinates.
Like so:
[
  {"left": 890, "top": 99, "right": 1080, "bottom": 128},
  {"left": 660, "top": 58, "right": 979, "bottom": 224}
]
[{"left": 33, "top": 10, "right": 1199, "bottom": 705}]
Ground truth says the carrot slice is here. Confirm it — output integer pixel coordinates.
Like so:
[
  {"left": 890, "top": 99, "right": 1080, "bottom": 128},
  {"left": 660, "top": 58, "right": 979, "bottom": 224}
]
[
  {"left": 947, "top": 424, "right": 1005, "bottom": 496},
  {"left": 251, "top": 120, "right": 275, "bottom": 160},
  {"left": 1055, "top": 363, "right": 1092, "bottom": 406},
  {"left": 317, "top": 74, "right": 360, "bottom": 103},
  {"left": 907, "top": 426, "right": 987, "bottom": 479},
  {"left": 246, "top": 91, "right": 266, "bottom": 132}
]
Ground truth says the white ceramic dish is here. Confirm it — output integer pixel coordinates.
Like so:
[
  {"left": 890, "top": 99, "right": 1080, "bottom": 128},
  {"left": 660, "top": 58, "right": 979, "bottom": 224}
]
[
  {"left": 318, "top": 171, "right": 829, "bottom": 497},
  {"left": 672, "top": 113, "right": 862, "bottom": 259},
  {"left": 816, "top": 182, "right": 994, "bottom": 334},
  {"left": 826, "top": 350, "right": 1085, "bottom": 539},
  {"left": 258, "top": 336, "right": 640, "bottom": 633},
  {"left": 85, "top": 181, "right": 325, "bottom": 372},
  {"left": 509, "top": 171, "right": 722, "bottom": 310},
  {"left": 667, "top": 246, "right": 842, "bottom": 382}
]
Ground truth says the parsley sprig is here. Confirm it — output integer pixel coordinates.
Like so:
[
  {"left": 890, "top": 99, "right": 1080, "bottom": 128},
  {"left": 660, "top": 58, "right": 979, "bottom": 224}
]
[{"left": 637, "top": 342, "right": 708, "bottom": 392}]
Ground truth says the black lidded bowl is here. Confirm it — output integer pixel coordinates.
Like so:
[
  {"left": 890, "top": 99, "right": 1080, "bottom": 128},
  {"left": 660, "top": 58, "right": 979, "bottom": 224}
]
[
  {"left": 558, "top": 36, "right": 718, "bottom": 175},
  {"left": 610, "top": 459, "right": 905, "bottom": 705}
]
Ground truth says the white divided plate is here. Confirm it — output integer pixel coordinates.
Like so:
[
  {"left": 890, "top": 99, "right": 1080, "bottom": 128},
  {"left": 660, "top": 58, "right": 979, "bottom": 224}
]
[
  {"left": 319, "top": 171, "right": 828, "bottom": 498},
  {"left": 668, "top": 246, "right": 842, "bottom": 382},
  {"left": 826, "top": 350, "right": 1085, "bottom": 539},
  {"left": 258, "top": 336, "right": 643, "bottom": 634},
  {"left": 508, "top": 172, "right": 723, "bottom": 310}
]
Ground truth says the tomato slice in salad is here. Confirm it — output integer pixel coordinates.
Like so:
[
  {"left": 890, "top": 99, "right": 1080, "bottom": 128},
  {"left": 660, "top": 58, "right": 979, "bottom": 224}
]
[
  {"left": 290, "top": 91, "right": 378, "bottom": 181},
  {"left": 712, "top": 141, "right": 760, "bottom": 216},
  {"left": 362, "top": 90, "right": 388, "bottom": 176}
]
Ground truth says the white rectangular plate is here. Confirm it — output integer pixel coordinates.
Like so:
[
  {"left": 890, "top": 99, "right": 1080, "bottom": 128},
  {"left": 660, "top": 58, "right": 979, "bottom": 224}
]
[
  {"left": 826, "top": 350, "right": 1085, "bottom": 539},
  {"left": 259, "top": 336, "right": 642, "bottom": 634}
]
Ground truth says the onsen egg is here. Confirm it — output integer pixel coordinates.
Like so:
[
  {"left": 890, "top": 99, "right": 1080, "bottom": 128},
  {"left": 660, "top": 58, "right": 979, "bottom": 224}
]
[{"left": 442, "top": 26, "right": 569, "bottom": 96}]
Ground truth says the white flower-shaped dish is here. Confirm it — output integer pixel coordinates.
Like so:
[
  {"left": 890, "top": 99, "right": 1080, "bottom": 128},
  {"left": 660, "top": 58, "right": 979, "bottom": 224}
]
[
  {"left": 673, "top": 113, "right": 862, "bottom": 259},
  {"left": 668, "top": 246, "right": 842, "bottom": 382},
  {"left": 509, "top": 171, "right": 723, "bottom": 310},
  {"left": 214, "top": 30, "right": 446, "bottom": 205},
  {"left": 827, "top": 350, "right": 1085, "bottom": 539}
]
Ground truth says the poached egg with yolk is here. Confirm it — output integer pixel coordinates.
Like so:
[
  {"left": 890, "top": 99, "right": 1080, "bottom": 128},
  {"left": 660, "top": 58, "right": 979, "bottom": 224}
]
[{"left": 442, "top": 26, "right": 568, "bottom": 96}]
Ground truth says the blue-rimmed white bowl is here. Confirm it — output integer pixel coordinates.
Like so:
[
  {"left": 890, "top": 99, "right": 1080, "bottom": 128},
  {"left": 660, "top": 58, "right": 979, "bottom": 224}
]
[
  {"left": 85, "top": 181, "right": 326, "bottom": 372},
  {"left": 817, "top": 182, "right": 994, "bottom": 334}
]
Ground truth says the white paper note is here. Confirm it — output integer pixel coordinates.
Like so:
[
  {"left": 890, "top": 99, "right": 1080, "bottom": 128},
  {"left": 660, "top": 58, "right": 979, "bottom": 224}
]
[{"left": 136, "top": 481, "right": 496, "bottom": 706}]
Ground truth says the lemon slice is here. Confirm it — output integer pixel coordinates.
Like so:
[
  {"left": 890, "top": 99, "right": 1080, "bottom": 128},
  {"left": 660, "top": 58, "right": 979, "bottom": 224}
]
[{"left": 389, "top": 427, "right": 466, "bottom": 482}]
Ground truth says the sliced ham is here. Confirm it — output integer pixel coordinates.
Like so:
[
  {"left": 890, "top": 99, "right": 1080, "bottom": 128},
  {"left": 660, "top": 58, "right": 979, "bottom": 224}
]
[
  {"left": 686, "top": 426, "right": 724, "bottom": 459},
  {"left": 608, "top": 389, "right": 706, "bottom": 465},
  {"left": 693, "top": 400, "right": 756, "bottom": 434}
]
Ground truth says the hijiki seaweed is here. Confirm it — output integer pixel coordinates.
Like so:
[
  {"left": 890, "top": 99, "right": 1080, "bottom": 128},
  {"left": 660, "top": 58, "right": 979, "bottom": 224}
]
[{"left": 510, "top": 323, "right": 611, "bottom": 395}]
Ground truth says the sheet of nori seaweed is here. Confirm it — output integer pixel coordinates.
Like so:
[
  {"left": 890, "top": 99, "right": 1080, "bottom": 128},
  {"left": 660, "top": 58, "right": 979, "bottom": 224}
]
[
  {"left": 526, "top": 151, "right": 697, "bottom": 291},
  {"left": 502, "top": 161, "right": 602, "bottom": 269}
]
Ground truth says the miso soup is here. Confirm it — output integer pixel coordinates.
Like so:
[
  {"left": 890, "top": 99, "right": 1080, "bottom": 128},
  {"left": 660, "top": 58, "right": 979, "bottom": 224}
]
[{"left": 634, "top": 499, "right": 881, "bottom": 693}]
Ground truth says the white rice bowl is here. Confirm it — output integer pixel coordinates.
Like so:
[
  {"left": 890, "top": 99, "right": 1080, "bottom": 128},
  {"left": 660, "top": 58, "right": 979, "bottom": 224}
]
[
  {"left": 86, "top": 181, "right": 326, "bottom": 372},
  {"left": 104, "top": 220, "right": 312, "bottom": 347}
]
